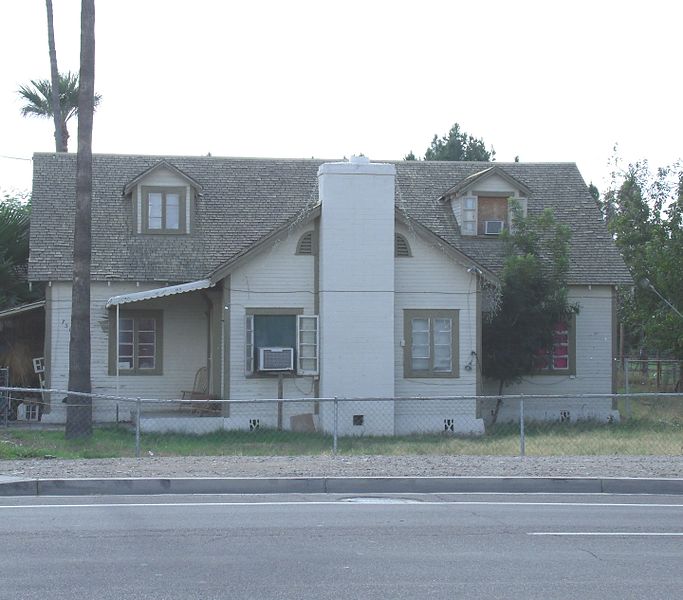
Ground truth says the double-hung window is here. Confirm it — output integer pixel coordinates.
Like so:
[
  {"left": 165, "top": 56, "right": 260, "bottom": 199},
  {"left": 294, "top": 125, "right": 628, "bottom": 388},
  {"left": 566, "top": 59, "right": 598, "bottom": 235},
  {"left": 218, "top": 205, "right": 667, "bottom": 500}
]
[
  {"left": 142, "top": 186, "right": 186, "bottom": 233},
  {"left": 404, "top": 309, "right": 459, "bottom": 378},
  {"left": 109, "top": 310, "right": 163, "bottom": 375}
]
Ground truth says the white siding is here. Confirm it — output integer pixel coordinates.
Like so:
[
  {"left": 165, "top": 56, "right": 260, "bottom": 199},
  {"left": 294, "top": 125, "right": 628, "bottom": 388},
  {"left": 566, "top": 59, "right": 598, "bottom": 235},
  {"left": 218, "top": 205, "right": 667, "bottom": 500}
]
[
  {"left": 482, "top": 285, "right": 616, "bottom": 423},
  {"left": 467, "top": 173, "right": 517, "bottom": 194},
  {"left": 42, "top": 281, "right": 208, "bottom": 423},
  {"left": 226, "top": 225, "right": 316, "bottom": 425},
  {"left": 394, "top": 223, "right": 483, "bottom": 434},
  {"left": 139, "top": 167, "right": 189, "bottom": 187}
]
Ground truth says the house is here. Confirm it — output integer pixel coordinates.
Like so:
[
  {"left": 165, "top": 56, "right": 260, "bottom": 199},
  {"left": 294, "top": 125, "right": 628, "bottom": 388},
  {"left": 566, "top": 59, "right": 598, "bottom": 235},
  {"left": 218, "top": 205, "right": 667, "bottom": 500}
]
[{"left": 28, "top": 153, "right": 631, "bottom": 434}]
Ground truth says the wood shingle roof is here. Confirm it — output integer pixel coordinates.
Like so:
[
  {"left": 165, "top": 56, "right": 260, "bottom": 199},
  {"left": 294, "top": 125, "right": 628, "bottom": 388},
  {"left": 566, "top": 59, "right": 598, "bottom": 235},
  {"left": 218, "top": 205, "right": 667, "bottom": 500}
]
[{"left": 29, "top": 153, "right": 632, "bottom": 286}]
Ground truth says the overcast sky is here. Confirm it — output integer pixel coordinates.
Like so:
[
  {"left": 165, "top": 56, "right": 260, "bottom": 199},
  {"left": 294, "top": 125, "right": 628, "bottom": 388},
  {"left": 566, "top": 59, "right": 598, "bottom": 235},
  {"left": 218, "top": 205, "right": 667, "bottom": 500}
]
[{"left": 0, "top": 0, "right": 680, "bottom": 195}]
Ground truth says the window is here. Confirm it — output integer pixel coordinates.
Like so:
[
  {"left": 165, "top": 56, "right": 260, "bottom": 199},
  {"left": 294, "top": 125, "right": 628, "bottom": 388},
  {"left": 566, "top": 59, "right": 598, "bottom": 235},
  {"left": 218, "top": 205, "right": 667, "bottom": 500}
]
[
  {"left": 476, "top": 196, "right": 508, "bottom": 235},
  {"left": 533, "top": 318, "right": 576, "bottom": 375},
  {"left": 142, "top": 186, "right": 186, "bottom": 234},
  {"left": 404, "top": 309, "right": 459, "bottom": 378},
  {"left": 460, "top": 195, "right": 528, "bottom": 236},
  {"left": 395, "top": 233, "right": 412, "bottom": 257},
  {"left": 108, "top": 310, "right": 163, "bottom": 375},
  {"left": 245, "top": 310, "right": 319, "bottom": 376}
]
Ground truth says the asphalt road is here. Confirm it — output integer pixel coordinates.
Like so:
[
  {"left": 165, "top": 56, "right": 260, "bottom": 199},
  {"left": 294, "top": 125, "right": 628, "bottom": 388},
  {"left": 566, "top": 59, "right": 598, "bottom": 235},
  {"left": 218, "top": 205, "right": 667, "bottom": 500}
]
[{"left": 0, "top": 493, "right": 681, "bottom": 600}]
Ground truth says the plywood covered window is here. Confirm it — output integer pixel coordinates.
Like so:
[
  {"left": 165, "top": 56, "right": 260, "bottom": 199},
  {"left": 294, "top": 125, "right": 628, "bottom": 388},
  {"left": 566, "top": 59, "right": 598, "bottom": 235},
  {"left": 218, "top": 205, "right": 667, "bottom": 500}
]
[{"left": 477, "top": 196, "right": 508, "bottom": 236}]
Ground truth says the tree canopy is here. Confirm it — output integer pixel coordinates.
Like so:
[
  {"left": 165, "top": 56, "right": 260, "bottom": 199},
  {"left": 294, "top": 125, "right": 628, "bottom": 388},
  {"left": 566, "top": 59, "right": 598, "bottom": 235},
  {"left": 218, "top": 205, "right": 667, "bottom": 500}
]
[
  {"left": 17, "top": 71, "right": 101, "bottom": 152},
  {"left": 0, "top": 193, "right": 40, "bottom": 310},
  {"left": 482, "top": 205, "right": 579, "bottom": 401},
  {"left": 406, "top": 122, "right": 495, "bottom": 162},
  {"left": 605, "top": 161, "right": 683, "bottom": 358}
]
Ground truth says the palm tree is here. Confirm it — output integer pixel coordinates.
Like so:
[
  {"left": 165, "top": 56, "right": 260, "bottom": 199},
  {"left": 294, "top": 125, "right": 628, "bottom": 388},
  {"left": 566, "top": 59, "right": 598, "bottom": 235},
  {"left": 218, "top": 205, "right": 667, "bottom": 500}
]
[
  {"left": 45, "top": 0, "right": 64, "bottom": 152},
  {"left": 66, "top": 0, "right": 95, "bottom": 439},
  {"left": 17, "top": 72, "right": 101, "bottom": 152}
]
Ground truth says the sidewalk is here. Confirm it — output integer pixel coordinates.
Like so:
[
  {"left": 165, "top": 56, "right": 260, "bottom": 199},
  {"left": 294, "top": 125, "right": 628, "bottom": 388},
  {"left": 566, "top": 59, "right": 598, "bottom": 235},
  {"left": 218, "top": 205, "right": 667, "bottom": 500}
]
[
  {"left": 2, "top": 474, "right": 683, "bottom": 497},
  {"left": 1, "top": 455, "right": 682, "bottom": 496}
]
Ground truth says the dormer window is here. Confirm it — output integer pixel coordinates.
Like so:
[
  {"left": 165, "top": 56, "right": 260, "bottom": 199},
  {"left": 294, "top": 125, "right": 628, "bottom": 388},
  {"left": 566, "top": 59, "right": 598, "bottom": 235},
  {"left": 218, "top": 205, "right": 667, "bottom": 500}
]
[
  {"left": 143, "top": 186, "right": 186, "bottom": 233},
  {"left": 444, "top": 166, "right": 530, "bottom": 237},
  {"left": 123, "top": 160, "right": 202, "bottom": 236}
]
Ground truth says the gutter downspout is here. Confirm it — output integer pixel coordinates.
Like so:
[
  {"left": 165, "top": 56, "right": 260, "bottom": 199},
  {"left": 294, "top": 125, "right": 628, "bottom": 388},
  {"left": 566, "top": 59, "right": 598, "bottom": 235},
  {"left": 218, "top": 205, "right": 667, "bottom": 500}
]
[
  {"left": 220, "top": 309, "right": 225, "bottom": 400},
  {"left": 116, "top": 303, "right": 120, "bottom": 399}
]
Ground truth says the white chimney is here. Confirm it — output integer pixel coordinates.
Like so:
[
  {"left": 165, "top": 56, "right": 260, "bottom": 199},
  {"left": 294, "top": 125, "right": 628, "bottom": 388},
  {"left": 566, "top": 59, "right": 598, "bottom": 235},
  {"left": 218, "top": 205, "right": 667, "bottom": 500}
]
[{"left": 317, "top": 157, "right": 396, "bottom": 434}]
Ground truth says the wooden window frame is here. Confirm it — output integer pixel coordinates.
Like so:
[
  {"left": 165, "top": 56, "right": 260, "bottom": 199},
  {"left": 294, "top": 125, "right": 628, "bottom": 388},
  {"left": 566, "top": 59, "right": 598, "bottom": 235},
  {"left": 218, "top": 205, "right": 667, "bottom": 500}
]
[
  {"left": 403, "top": 309, "right": 459, "bottom": 378},
  {"left": 141, "top": 186, "right": 187, "bottom": 234},
  {"left": 108, "top": 309, "right": 163, "bottom": 375}
]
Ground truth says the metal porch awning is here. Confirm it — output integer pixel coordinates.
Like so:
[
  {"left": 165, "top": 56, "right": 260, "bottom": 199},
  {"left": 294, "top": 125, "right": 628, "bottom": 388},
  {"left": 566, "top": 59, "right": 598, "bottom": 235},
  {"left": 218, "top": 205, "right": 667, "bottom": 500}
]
[
  {"left": 0, "top": 300, "right": 46, "bottom": 320},
  {"left": 105, "top": 279, "right": 214, "bottom": 308}
]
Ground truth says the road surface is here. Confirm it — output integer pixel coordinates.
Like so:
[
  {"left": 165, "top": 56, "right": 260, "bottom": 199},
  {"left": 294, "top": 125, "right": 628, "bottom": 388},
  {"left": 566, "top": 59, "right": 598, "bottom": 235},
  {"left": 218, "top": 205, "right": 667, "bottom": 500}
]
[{"left": 1, "top": 493, "right": 681, "bottom": 599}]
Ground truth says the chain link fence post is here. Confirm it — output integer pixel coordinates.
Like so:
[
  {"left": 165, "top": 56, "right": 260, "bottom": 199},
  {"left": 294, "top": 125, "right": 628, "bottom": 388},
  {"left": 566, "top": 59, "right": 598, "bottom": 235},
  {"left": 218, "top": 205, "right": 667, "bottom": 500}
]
[
  {"left": 624, "top": 357, "right": 632, "bottom": 419},
  {"left": 135, "top": 397, "right": 141, "bottom": 458},
  {"left": 519, "top": 395, "right": 525, "bottom": 457},
  {"left": 333, "top": 397, "right": 338, "bottom": 455}
]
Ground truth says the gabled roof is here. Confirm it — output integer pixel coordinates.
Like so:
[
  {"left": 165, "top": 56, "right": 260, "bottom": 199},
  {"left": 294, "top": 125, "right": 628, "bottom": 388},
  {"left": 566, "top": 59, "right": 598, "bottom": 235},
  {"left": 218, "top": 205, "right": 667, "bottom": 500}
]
[
  {"left": 28, "top": 153, "right": 632, "bottom": 286},
  {"left": 440, "top": 165, "right": 532, "bottom": 198},
  {"left": 122, "top": 160, "right": 203, "bottom": 195}
]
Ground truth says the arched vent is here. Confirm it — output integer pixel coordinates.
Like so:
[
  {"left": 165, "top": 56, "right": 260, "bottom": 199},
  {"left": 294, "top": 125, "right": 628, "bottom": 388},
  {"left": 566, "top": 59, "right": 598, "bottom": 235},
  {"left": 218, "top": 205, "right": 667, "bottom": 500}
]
[
  {"left": 395, "top": 233, "right": 412, "bottom": 257},
  {"left": 296, "top": 231, "right": 315, "bottom": 255}
]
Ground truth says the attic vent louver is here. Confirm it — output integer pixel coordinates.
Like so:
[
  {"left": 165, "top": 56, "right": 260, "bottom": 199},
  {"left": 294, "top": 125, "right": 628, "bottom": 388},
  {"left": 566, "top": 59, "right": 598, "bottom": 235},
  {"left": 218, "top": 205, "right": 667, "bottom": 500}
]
[
  {"left": 395, "top": 234, "right": 412, "bottom": 257},
  {"left": 296, "top": 231, "right": 315, "bottom": 255}
]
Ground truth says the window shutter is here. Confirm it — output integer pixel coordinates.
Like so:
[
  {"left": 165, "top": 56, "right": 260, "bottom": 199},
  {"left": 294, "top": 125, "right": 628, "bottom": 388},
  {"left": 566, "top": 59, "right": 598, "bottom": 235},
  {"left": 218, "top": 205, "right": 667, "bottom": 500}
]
[
  {"left": 461, "top": 196, "right": 477, "bottom": 236},
  {"left": 508, "top": 197, "right": 527, "bottom": 233},
  {"left": 245, "top": 315, "right": 254, "bottom": 375},
  {"left": 297, "top": 315, "right": 319, "bottom": 376}
]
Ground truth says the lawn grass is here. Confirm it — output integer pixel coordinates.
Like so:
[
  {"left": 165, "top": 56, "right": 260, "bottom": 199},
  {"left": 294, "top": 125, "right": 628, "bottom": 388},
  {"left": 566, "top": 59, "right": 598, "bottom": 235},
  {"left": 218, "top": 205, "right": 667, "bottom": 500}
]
[{"left": 1, "top": 407, "right": 681, "bottom": 459}]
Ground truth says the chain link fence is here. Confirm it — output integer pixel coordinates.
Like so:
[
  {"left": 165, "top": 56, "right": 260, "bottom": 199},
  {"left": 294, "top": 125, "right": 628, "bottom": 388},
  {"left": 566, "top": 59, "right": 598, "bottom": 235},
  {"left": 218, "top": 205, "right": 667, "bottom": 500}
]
[
  {"left": 1, "top": 386, "right": 681, "bottom": 458},
  {"left": 618, "top": 358, "right": 682, "bottom": 392}
]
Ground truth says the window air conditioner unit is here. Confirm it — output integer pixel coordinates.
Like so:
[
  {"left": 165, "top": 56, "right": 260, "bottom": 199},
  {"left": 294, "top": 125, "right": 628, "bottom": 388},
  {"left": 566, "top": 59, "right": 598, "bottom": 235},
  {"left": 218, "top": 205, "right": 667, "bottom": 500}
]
[
  {"left": 258, "top": 347, "right": 294, "bottom": 372},
  {"left": 484, "top": 220, "right": 504, "bottom": 235}
]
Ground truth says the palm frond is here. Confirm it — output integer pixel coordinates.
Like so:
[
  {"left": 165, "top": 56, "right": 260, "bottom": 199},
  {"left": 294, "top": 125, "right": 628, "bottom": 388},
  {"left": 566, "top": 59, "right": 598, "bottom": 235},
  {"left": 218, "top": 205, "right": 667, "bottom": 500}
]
[{"left": 17, "top": 71, "right": 102, "bottom": 122}]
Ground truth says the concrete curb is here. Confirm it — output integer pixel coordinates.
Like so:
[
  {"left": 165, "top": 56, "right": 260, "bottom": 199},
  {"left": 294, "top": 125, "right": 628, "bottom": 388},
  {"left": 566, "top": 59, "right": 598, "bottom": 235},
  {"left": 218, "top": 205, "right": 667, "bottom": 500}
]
[{"left": 1, "top": 476, "right": 682, "bottom": 497}]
